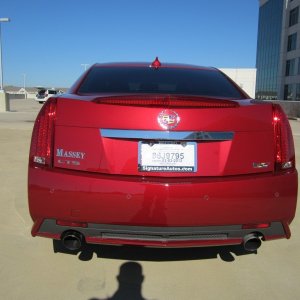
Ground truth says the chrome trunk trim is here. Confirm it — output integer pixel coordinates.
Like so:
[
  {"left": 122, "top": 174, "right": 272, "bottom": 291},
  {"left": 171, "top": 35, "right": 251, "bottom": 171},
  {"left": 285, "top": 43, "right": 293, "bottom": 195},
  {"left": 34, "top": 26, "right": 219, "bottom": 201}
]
[{"left": 100, "top": 129, "right": 234, "bottom": 141}]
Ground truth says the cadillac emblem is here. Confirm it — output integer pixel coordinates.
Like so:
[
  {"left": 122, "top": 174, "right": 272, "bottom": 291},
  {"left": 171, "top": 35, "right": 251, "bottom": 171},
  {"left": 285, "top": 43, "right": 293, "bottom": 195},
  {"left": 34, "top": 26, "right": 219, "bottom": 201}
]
[{"left": 157, "top": 110, "right": 180, "bottom": 130}]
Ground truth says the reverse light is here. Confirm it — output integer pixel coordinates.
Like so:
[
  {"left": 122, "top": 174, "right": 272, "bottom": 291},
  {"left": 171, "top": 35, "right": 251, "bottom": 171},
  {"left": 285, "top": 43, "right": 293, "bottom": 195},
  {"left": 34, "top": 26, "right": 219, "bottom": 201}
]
[
  {"left": 33, "top": 156, "right": 45, "bottom": 164},
  {"left": 56, "top": 220, "right": 88, "bottom": 228},
  {"left": 272, "top": 104, "right": 295, "bottom": 172},
  {"left": 242, "top": 223, "right": 270, "bottom": 229},
  {"left": 29, "top": 98, "right": 57, "bottom": 167}
]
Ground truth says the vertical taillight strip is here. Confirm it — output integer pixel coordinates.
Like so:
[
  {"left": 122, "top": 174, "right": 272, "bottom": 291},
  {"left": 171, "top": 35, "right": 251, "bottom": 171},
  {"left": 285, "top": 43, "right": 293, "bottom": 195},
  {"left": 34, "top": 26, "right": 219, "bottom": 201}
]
[
  {"left": 272, "top": 104, "right": 295, "bottom": 172},
  {"left": 30, "top": 98, "right": 57, "bottom": 167}
]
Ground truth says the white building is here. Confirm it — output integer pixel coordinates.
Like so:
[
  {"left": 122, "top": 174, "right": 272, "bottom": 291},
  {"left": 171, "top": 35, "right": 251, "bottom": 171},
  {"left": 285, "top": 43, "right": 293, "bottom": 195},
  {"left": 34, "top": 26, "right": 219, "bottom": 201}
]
[{"left": 220, "top": 68, "right": 257, "bottom": 98}]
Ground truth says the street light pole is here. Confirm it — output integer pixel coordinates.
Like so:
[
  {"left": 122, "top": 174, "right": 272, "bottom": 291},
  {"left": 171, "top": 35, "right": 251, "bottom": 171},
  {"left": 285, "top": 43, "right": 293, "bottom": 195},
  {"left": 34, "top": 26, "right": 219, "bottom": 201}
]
[
  {"left": 0, "top": 18, "right": 10, "bottom": 92},
  {"left": 23, "top": 73, "right": 27, "bottom": 99},
  {"left": 23, "top": 73, "right": 26, "bottom": 89}
]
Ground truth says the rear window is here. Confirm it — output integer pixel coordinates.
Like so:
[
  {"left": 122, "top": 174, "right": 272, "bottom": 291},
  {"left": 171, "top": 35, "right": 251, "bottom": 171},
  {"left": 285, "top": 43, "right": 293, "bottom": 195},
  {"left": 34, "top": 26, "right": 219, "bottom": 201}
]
[
  {"left": 48, "top": 90, "right": 57, "bottom": 94},
  {"left": 77, "top": 67, "right": 245, "bottom": 99},
  {"left": 37, "top": 89, "right": 46, "bottom": 95}
]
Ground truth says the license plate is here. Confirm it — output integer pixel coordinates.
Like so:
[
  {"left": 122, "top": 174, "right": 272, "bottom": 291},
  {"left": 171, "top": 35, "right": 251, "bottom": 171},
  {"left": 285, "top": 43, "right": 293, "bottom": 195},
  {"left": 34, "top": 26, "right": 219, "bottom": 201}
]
[{"left": 138, "top": 142, "right": 197, "bottom": 172}]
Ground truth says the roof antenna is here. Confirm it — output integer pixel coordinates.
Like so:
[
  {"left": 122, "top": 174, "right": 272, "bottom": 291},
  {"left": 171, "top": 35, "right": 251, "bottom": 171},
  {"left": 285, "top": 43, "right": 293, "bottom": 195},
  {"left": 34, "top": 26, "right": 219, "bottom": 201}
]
[{"left": 150, "top": 57, "right": 161, "bottom": 69}]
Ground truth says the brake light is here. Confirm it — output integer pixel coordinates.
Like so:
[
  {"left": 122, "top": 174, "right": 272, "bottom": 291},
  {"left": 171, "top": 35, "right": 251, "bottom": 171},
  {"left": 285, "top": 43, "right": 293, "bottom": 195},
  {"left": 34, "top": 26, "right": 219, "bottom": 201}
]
[
  {"left": 150, "top": 57, "right": 162, "bottom": 69},
  {"left": 273, "top": 104, "right": 295, "bottom": 172},
  {"left": 94, "top": 95, "right": 239, "bottom": 108},
  {"left": 29, "top": 98, "right": 57, "bottom": 167}
]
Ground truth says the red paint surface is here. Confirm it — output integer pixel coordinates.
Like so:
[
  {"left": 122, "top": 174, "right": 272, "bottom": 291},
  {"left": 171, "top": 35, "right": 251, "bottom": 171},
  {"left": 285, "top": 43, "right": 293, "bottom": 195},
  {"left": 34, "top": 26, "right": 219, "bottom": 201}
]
[{"left": 28, "top": 63, "right": 298, "bottom": 248}]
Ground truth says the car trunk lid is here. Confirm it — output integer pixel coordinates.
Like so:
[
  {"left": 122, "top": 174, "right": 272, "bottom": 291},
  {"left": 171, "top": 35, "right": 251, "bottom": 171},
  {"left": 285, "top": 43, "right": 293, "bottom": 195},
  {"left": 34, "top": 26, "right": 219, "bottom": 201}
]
[{"left": 51, "top": 95, "right": 275, "bottom": 177}]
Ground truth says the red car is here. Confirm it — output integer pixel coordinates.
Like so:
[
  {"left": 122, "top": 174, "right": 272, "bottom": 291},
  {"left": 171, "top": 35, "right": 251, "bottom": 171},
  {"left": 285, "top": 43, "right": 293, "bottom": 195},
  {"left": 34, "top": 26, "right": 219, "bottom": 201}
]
[{"left": 28, "top": 58, "right": 298, "bottom": 252}]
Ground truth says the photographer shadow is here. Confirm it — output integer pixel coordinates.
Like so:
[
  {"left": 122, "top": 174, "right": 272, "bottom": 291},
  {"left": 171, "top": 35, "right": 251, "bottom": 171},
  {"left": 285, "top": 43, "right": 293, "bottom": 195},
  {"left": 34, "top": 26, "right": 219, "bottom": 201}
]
[{"left": 89, "top": 261, "right": 147, "bottom": 300}]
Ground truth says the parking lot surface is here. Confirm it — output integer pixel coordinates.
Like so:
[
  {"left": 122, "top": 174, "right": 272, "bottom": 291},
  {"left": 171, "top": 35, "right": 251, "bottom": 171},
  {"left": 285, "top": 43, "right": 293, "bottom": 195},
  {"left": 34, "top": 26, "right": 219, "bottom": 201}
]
[{"left": 0, "top": 99, "right": 300, "bottom": 300}]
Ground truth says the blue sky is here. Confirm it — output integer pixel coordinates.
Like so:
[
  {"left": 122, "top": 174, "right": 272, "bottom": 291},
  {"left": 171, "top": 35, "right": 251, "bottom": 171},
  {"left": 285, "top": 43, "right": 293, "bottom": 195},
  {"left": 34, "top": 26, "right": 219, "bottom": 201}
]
[{"left": 1, "top": 0, "right": 259, "bottom": 88}]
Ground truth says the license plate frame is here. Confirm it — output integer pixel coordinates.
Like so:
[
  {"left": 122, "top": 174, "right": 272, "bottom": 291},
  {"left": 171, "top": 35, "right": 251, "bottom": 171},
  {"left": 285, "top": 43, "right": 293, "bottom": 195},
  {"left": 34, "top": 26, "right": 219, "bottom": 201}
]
[{"left": 138, "top": 141, "right": 197, "bottom": 173}]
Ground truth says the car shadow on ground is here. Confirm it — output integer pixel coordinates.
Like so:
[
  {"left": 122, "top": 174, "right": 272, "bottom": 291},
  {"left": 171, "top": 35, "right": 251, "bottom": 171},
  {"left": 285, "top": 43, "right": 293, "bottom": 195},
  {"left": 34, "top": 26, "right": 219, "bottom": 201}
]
[{"left": 53, "top": 240, "right": 255, "bottom": 262}]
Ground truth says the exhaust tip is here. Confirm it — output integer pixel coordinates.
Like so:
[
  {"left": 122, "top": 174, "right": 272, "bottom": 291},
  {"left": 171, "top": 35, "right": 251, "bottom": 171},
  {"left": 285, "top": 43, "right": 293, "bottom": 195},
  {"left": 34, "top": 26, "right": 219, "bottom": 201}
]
[
  {"left": 243, "top": 234, "right": 262, "bottom": 252},
  {"left": 61, "top": 231, "right": 84, "bottom": 251}
]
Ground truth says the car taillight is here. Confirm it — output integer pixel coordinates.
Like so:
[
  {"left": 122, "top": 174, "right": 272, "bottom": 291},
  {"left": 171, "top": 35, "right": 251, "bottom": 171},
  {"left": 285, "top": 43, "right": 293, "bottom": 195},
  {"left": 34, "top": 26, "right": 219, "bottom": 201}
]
[
  {"left": 29, "top": 97, "right": 57, "bottom": 167},
  {"left": 273, "top": 104, "right": 295, "bottom": 172},
  {"left": 94, "top": 95, "right": 239, "bottom": 108}
]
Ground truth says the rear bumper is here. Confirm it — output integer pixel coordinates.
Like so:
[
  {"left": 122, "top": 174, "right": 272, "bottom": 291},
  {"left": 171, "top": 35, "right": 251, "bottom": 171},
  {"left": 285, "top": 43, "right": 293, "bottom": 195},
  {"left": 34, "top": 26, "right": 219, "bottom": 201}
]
[
  {"left": 28, "top": 167, "right": 298, "bottom": 247},
  {"left": 35, "top": 219, "right": 288, "bottom": 247},
  {"left": 35, "top": 98, "right": 46, "bottom": 102}
]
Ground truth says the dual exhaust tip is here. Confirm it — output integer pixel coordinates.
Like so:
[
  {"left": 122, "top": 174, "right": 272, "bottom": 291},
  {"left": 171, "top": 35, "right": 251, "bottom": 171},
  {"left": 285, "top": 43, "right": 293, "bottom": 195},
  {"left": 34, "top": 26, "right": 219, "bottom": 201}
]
[
  {"left": 61, "top": 230, "right": 262, "bottom": 252},
  {"left": 61, "top": 231, "right": 84, "bottom": 251},
  {"left": 243, "top": 233, "right": 262, "bottom": 252}
]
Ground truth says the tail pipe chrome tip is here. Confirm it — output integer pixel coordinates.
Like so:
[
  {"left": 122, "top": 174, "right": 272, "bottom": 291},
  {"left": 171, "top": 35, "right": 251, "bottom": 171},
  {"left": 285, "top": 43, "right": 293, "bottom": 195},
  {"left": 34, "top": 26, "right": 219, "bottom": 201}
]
[
  {"left": 61, "top": 230, "right": 84, "bottom": 251},
  {"left": 243, "top": 233, "right": 262, "bottom": 252}
]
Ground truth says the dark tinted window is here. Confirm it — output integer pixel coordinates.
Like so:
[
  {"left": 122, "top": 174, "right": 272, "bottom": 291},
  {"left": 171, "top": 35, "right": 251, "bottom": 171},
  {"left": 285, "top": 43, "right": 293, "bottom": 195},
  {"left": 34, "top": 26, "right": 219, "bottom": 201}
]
[
  {"left": 78, "top": 67, "right": 244, "bottom": 99},
  {"left": 286, "top": 58, "right": 296, "bottom": 76},
  {"left": 48, "top": 90, "right": 57, "bottom": 94},
  {"left": 287, "top": 33, "right": 297, "bottom": 51},
  {"left": 284, "top": 84, "right": 293, "bottom": 100},
  {"left": 37, "top": 89, "right": 46, "bottom": 95},
  {"left": 289, "top": 6, "right": 299, "bottom": 27}
]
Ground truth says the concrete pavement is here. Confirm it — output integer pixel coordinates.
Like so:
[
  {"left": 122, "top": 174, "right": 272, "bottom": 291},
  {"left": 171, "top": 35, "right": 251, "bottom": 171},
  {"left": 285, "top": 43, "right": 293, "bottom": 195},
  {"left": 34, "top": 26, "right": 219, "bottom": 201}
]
[{"left": 0, "top": 98, "right": 299, "bottom": 300}]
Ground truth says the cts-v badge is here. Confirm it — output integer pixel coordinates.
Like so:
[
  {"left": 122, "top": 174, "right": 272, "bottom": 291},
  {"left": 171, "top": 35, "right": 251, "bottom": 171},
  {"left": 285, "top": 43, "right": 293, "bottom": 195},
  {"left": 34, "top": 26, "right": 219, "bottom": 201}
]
[{"left": 158, "top": 110, "right": 180, "bottom": 130}]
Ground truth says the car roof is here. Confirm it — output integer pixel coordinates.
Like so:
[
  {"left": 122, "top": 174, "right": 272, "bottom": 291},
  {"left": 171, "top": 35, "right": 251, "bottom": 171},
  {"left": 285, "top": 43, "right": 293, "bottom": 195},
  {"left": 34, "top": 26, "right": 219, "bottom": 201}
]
[{"left": 92, "top": 62, "right": 217, "bottom": 71}]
